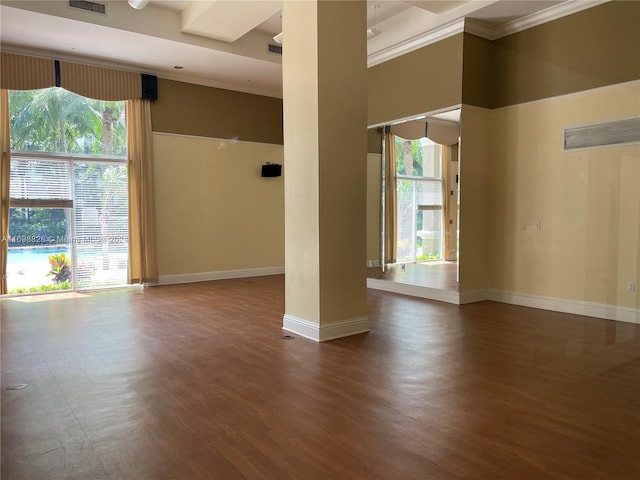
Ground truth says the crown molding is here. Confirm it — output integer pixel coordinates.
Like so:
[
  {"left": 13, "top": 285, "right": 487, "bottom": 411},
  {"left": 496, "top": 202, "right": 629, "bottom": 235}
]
[
  {"left": 493, "top": 0, "right": 610, "bottom": 40},
  {"left": 463, "top": 18, "right": 495, "bottom": 40},
  {"left": 367, "top": 19, "right": 465, "bottom": 68},
  {"left": 369, "top": 0, "right": 609, "bottom": 66}
]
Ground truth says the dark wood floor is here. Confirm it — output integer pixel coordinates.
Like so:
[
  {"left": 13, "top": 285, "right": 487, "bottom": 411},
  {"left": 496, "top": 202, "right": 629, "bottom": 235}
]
[{"left": 2, "top": 275, "right": 639, "bottom": 480}]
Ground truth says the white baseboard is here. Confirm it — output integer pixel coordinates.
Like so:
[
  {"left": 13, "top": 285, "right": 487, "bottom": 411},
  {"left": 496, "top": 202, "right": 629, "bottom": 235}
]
[
  {"left": 282, "top": 314, "right": 370, "bottom": 342},
  {"left": 366, "top": 279, "right": 639, "bottom": 324},
  {"left": 459, "top": 289, "right": 490, "bottom": 304},
  {"left": 157, "top": 266, "right": 284, "bottom": 286},
  {"left": 156, "top": 269, "right": 638, "bottom": 325},
  {"left": 489, "top": 289, "right": 640, "bottom": 324},
  {"left": 367, "top": 278, "right": 460, "bottom": 304}
]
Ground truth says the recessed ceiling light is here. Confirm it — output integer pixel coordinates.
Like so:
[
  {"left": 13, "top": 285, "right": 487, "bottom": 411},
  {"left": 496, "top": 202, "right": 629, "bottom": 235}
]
[{"left": 173, "top": 66, "right": 183, "bottom": 70}]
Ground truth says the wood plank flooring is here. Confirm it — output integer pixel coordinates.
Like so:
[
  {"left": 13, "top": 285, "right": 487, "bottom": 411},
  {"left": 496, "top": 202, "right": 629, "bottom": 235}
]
[{"left": 1, "top": 276, "right": 639, "bottom": 480}]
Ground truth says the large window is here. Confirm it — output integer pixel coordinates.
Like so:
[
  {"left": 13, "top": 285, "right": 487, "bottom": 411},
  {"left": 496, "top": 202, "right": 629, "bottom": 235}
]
[
  {"left": 7, "top": 88, "right": 128, "bottom": 294},
  {"left": 395, "top": 136, "right": 443, "bottom": 263}
]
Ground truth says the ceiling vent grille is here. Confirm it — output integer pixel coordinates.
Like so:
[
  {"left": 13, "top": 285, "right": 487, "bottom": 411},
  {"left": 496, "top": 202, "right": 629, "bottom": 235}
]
[
  {"left": 564, "top": 117, "right": 640, "bottom": 151},
  {"left": 268, "top": 44, "right": 282, "bottom": 55},
  {"left": 68, "top": 0, "right": 107, "bottom": 15}
]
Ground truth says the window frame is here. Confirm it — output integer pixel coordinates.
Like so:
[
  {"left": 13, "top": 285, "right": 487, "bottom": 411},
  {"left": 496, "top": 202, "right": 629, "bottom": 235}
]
[{"left": 8, "top": 150, "right": 129, "bottom": 292}]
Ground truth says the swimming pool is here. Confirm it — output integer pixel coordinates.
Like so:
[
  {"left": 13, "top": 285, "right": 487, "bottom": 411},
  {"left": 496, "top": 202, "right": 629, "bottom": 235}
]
[
  {"left": 7, "top": 245, "right": 128, "bottom": 292},
  {"left": 8, "top": 246, "right": 70, "bottom": 265}
]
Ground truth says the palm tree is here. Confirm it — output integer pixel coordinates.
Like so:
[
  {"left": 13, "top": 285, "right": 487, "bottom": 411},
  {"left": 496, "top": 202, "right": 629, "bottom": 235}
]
[
  {"left": 10, "top": 88, "right": 96, "bottom": 153},
  {"left": 403, "top": 139, "right": 413, "bottom": 176},
  {"left": 9, "top": 88, "right": 126, "bottom": 156}
]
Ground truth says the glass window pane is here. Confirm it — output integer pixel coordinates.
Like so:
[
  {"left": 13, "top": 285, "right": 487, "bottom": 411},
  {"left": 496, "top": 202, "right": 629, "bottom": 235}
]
[
  {"left": 7, "top": 208, "right": 72, "bottom": 294},
  {"left": 10, "top": 158, "right": 72, "bottom": 200},
  {"left": 396, "top": 179, "right": 416, "bottom": 263},
  {"left": 395, "top": 136, "right": 424, "bottom": 177},
  {"left": 417, "top": 210, "right": 442, "bottom": 260},
  {"left": 74, "top": 163, "right": 129, "bottom": 288},
  {"left": 9, "top": 88, "right": 127, "bottom": 157},
  {"left": 420, "top": 141, "right": 441, "bottom": 178},
  {"left": 416, "top": 181, "right": 442, "bottom": 207},
  {"left": 393, "top": 134, "right": 445, "bottom": 264}
]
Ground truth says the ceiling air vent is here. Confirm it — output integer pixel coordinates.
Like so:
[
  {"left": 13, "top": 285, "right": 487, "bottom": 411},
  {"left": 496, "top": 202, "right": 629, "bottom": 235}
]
[
  {"left": 68, "top": 0, "right": 107, "bottom": 15},
  {"left": 564, "top": 117, "right": 640, "bottom": 151},
  {"left": 268, "top": 44, "right": 282, "bottom": 55}
]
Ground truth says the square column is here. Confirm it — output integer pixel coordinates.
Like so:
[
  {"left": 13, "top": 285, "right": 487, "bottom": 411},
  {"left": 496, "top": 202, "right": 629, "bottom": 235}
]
[{"left": 282, "top": 1, "right": 369, "bottom": 341}]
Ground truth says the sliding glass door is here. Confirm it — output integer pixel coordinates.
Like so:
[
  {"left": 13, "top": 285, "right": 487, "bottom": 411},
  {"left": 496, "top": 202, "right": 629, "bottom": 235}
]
[
  {"left": 74, "top": 162, "right": 128, "bottom": 289},
  {"left": 6, "top": 156, "right": 128, "bottom": 293}
]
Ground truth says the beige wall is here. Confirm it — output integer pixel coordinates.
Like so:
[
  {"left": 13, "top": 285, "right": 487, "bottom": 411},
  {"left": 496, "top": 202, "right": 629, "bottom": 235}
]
[
  {"left": 151, "top": 78, "right": 283, "bottom": 145},
  {"left": 489, "top": 81, "right": 640, "bottom": 308},
  {"left": 458, "top": 106, "right": 491, "bottom": 292},
  {"left": 368, "top": 127, "right": 382, "bottom": 154},
  {"left": 153, "top": 133, "right": 284, "bottom": 277},
  {"left": 461, "top": 33, "right": 492, "bottom": 109},
  {"left": 367, "top": 34, "right": 463, "bottom": 126},
  {"left": 491, "top": 1, "right": 640, "bottom": 108},
  {"left": 444, "top": 145, "right": 459, "bottom": 261}
]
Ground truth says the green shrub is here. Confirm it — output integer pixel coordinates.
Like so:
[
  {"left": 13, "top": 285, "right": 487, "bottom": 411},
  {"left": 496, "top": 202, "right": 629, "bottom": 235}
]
[
  {"left": 9, "top": 281, "right": 72, "bottom": 294},
  {"left": 47, "top": 253, "right": 72, "bottom": 283}
]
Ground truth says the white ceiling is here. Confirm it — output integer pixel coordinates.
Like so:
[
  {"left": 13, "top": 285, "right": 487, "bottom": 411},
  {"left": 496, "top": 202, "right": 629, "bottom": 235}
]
[{"left": 0, "top": 0, "right": 605, "bottom": 98}]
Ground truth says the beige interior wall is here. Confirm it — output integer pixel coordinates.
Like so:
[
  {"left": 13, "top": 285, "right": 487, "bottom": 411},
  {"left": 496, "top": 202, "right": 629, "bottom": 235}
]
[
  {"left": 461, "top": 33, "right": 492, "bottom": 109},
  {"left": 368, "top": 127, "right": 382, "bottom": 154},
  {"left": 367, "top": 153, "right": 381, "bottom": 264},
  {"left": 491, "top": 1, "right": 640, "bottom": 108},
  {"left": 445, "top": 145, "right": 459, "bottom": 261},
  {"left": 367, "top": 34, "right": 463, "bottom": 126},
  {"left": 490, "top": 81, "right": 640, "bottom": 308},
  {"left": 457, "top": 105, "right": 491, "bottom": 292},
  {"left": 151, "top": 78, "right": 283, "bottom": 145},
  {"left": 153, "top": 133, "right": 284, "bottom": 276}
]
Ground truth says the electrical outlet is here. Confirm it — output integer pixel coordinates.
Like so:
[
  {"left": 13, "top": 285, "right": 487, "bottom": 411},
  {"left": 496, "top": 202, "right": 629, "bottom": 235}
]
[
  {"left": 628, "top": 282, "right": 636, "bottom": 293},
  {"left": 534, "top": 222, "right": 541, "bottom": 230}
]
